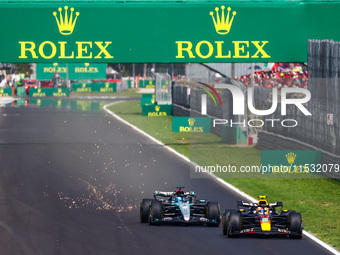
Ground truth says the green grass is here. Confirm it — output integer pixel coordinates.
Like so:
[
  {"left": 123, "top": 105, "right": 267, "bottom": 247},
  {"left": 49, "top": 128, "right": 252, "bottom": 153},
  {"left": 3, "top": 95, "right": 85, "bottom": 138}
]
[
  {"left": 107, "top": 100, "right": 340, "bottom": 249},
  {"left": 71, "top": 88, "right": 142, "bottom": 98}
]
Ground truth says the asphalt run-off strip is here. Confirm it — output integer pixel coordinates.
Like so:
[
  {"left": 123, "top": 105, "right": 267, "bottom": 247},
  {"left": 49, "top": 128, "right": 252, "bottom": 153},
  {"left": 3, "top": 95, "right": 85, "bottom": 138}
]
[{"left": 103, "top": 101, "right": 340, "bottom": 255}]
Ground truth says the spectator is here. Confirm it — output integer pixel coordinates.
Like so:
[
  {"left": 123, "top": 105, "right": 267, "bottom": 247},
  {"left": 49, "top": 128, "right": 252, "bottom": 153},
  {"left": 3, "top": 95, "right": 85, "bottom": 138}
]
[{"left": 234, "top": 64, "right": 308, "bottom": 89}]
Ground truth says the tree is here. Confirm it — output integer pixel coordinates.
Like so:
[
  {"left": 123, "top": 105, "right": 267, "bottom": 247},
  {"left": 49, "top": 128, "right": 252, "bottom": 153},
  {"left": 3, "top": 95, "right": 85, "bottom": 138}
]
[{"left": 15, "top": 63, "right": 33, "bottom": 75}]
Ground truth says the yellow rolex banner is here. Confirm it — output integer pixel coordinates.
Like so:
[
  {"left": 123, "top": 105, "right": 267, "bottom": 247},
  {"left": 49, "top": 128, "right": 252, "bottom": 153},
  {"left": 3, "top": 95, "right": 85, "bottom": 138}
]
[
  {"left": 72, "top": 82, "right": 116, "bottom": 92},
  {"left": 139, "top": 80, "right": 155, "bottom": 88},
  {"left": 29, "top": 88, "right": 70, "bottom": 97},
  {"left": 91, "top": 82, "right": 116, "bottom": 93},
  {"left": 0, "top": 88, "right": 13, "bottom": 97},
  {"left": 261, "top": 150, "right": 322, "bottom": 175},
  {"left": 142, "top": 105, "right": 172, "bottom": 117},
  {"left": 141, "top": 94, "right": 155, "bottom": 107},
  {"left": 36, "top": 63, "right": 106, "bottom": 80},
  {"left": 172, "top": 117, "right": 211, "bottom": 133},
  {"left": 68, "top": 63, "right": 106, "bottom": 80},
  {"left": 36, "top": 63, "right": 68, "bottom": 79},
  {"left": 72, "top": 83, "right": 92, "bottom": 92},
  {"left": 1, "top": 2, "right": 340, "bottom": 63}
]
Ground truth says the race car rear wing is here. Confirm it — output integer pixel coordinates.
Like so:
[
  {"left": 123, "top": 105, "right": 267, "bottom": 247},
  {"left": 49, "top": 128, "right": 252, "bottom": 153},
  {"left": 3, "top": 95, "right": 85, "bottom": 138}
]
[
  {"left": 269, "top": 202, "right": 283, "bottom": 207},
  {"left": 153, "top": 191, "right": 174, "bottom": 198},
  {"left": 237, "top": 201, "right": 256, "bottom": 209},
  {"left": 237, "top": 201, "right": 283, "bottom": 209},
  {"left": 153, "top": 191, "right": 196, "bottom": 200},
  {"left": 269, "top": 202, "right": 283, "bottom": 212}
]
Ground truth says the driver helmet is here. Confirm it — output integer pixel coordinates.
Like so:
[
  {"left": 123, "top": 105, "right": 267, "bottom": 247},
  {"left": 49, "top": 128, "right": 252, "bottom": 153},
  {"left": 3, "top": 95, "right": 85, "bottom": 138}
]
[
  {"left": 175, "top": 190, "right": 184, "bottom": 195},
  {"left": 257, "top": 206, "right": 270, "bottom": 214},
  {"left": 257, "top": 206, "right": 265, "bottom": 214},
  {"left": 263, "top": 207, "right": 269, "bottom": 214},
  {"left": 175, "top": 196, "right": 183, "bottom": 203}
]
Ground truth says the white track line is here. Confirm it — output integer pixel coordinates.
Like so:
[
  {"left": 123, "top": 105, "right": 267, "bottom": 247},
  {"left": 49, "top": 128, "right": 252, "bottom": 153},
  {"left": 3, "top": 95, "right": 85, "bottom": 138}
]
[{"left": 103, "top": 102, "right": 340, "bottom": 255}]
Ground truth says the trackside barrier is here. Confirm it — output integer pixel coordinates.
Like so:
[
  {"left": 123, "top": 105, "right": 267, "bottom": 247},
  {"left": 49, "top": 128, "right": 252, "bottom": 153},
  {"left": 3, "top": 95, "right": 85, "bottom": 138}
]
[
  {"left": 139, "top": 79, "right": 155, "bottom": 88},
  {"left": 122, "top": 79, "right": 132, "bottom": 89},
  {"left": 17, "top": 87, "right": 26, "bottom": 97},
  {"left": 29, "top": 88, "right": 70, "bottom": 97},
  {"left": 222, "top": 126, "right": 247, "bottom": 144},
  {"left": 92, "top": 82, "right": 117, "bottom": 93},
  {"left": 72, "top": 83, "right": 92, "bottom": 92},
  {"left": 142, "top": 104, "right": 172, "bottom": 116},
  {"left": 72, "top": 82, "right": 117, "bottom": 93},
  {"left": 140, "top": 94, "right": 155, "bottom": 107},
  {"left": 172, "top": 116, "right": 211, "bottom": 133},
  {"left": 116, "top": 80, "right": 126, "bottom": 92},
  {"left": 72, "top": 80, "right": 129, "bottom": 92},
  {"left": 0, "top": 88, "right": 13, "bottom": 96}
]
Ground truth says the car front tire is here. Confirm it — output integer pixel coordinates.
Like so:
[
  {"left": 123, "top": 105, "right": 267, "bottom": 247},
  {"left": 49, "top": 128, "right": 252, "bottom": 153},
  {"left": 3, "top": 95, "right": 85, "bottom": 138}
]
[
  {"left": 140, "top": 199, "right": 153, "bottom": 223},
  {"left": 206, "top": 202, "right": 220, "bottom": 227},
  {"left": 148, "top": 201, "right": 163, "bottom": 225}
]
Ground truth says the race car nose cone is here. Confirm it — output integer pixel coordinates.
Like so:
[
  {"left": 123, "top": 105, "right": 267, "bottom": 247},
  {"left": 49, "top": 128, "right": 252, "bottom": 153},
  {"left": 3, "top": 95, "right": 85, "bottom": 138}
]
[{"left": 179, "top": 203, "right": 190, "bottom": 221}]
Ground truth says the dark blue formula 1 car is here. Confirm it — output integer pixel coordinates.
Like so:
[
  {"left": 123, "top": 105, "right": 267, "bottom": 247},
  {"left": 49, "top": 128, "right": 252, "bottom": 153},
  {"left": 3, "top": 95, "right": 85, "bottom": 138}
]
[
  {"left": 222, "top": 196, "right": 303, "bottom": 239},
  {"left": 140, "top": 186, "right": 220, "bottom": 226}
]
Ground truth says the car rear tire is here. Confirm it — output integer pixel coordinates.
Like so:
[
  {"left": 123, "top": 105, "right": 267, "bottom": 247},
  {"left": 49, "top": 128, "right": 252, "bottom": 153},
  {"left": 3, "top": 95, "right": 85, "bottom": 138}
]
[
  {"left": 149, "top": 201, "right": 163, "bottom": 225},
  {"left": 227, "top": 210, "right": 242, "bottom": 238},
  {"left": 222, "top": 209, "right": 231, "bottom": 235},
  {"left": 206, "top": 202, "right": 220, "bottom": 227},
  {"left": 289, "top": 212, "right": 303, "bottom": 239},
  {"left": 140, "top": 199, "right": 154, "bottom": 223}
]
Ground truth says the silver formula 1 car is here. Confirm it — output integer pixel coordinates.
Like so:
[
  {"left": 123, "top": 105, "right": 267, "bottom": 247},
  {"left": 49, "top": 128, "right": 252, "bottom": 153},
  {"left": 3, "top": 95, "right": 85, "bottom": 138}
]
[
  {"left": 222, "top": 196, "right": 303, "bottom": 239},
  {"left": 140, "top": 186, "right": 220, "bottom": 226}
]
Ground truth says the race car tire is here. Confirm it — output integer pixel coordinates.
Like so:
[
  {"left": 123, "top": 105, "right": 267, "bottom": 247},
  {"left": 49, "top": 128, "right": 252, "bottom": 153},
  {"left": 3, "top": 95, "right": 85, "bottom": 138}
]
[
  {"left": 222, "top": 209, "right": 232, "bottom": 235},
  {"left": 227, "top": 211, "right": 242, "bottom": 238},
  {"left": 140, "top": 199, "right": 153, "bottom": 223},
  {"left": 149, "top": 201, "right": 163, "bottom": 225},
  {"left": 206, "top": 202, "right": 220, "bottom": 227},
  {"left": 289, "top": 212, "right": 303, "bottom": 239}
]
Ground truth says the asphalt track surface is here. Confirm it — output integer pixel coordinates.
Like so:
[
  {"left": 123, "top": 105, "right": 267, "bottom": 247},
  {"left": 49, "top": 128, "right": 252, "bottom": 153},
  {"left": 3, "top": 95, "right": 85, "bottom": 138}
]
[{"left": 0, "top": 99, "right": 334, "bottom": 255}]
